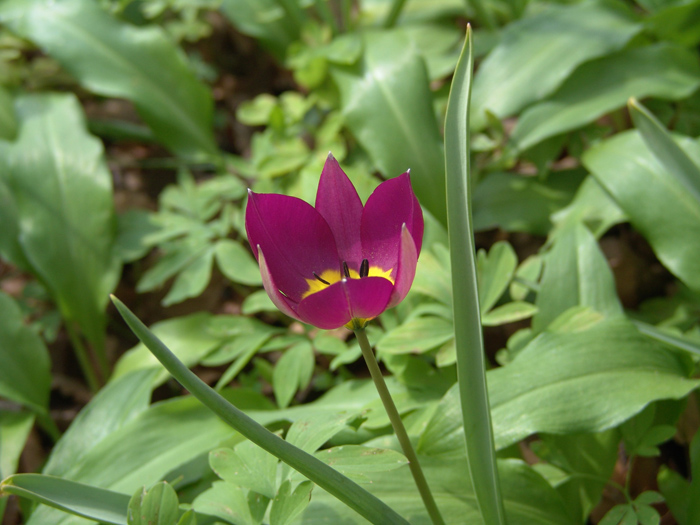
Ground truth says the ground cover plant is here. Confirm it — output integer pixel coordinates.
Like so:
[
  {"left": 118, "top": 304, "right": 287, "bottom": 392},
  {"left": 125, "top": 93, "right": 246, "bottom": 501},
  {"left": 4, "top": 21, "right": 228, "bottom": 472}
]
[{"left": 1, "top": 0, "right": 700, "bottom": 523}]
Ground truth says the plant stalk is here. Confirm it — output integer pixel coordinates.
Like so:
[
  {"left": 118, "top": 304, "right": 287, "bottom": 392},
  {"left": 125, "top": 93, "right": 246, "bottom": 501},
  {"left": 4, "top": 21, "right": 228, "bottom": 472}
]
[
  {"left": 354, "top": 329, "right": 445, "bottom": 525},
  {"left": 65, "top": 323, "right": 100, "bottom": 392}
]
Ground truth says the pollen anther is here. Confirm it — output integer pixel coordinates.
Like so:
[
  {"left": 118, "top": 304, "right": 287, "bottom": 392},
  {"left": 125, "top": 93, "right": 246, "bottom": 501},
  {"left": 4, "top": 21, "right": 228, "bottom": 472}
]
[
  {"left": 313, "top": 272, "right": 330, "bottom": 285},
  {"left": 360, "top": 259, "right": 369, "bottom": 278},
  {"left": 342, "top": 261, "right": 350, "bottom": 278}
]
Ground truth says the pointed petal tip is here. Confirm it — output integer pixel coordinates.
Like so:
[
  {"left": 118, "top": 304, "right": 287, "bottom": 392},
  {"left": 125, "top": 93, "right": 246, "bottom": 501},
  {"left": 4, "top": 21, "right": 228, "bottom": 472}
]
[{"left": 327, "top": 151, "right": 335, "bottom": 160}]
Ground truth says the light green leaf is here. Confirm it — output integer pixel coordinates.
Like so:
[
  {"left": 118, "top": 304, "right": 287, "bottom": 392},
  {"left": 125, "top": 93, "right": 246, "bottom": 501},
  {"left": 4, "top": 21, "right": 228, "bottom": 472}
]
[
  {"left": 273, "top": 342, "right": 315, "bottom": 408},
  {"left": 511, "top": 43, "right": 700, "bottom": 150},
  {"left": 192, "top": 481, "right": 255, "bottom": 525},
  {"left": 285, "top": 412, "right": 358, "bottom": 455},
  {"left": 471, "top": 0, "right": 641, "bottom": 128},
  {"left": 0, "top": 93, "right": 121, "bottom": 350},
  {"left": 242, "top": 290, "right": 276, "bottom": 314},
  {"left": 210, "top": 443, "right": 277, "bottom": 499},
  {"left": 0, "top": 411, "right": 35, "bottom": 480},
  {"left": 162, "top": 246, "right": 214, "bottom": 306},
  {"left": 482, "top": 301, "right": 538, "bottom": 326},
  {"left": 0, "top": 292, "right": 51, "bottom": 414},
  {"left": 533, "top": 223, "right": 623, "bottom": 332},
  {"left": 127, "top": 482, "right": 179, "bottom": 525},
  {"left": 421, "top": 319, "right": 699, "bottom": 453},
  {"left": 509, "top": 255, "right": 542, "bottom": 301},
  {"left": 310, "top": 446, "right": 408, "bottom": 483},
  {"left": 583, "top": 128, "right": 700, "bottom": 291},
  {"left": 43, "top": 369, "right": 156, "bottom": 479},
  {"left": 377, "top": 317, "right": 454, "bottom": 355},
  {"left": 477, "top": 241, "right": 518, "bottom": 313},
  {"left": 0, "top": 0, "right": 217, "bottom": 159},
  {"left": 270, "top": 480, "right": 313, "bottom": 525},
  {"left": 215, "top": 239, "right": 263, "bottom": 286},
  {"left": 2, "top": 474, "right": 129, "bottom": 525},
  {"left": 331, "top": 29, "right": 446, "bottom": 223}
]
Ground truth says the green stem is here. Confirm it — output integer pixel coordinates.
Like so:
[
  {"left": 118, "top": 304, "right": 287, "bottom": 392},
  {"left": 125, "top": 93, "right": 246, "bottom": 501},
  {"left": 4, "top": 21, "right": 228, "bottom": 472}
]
[
  {"left": 65, "top": 323, "right": 100, "bottom": 393},
  {"left": 383, "top": 0, "right": 408, "bottom": 28},
  {"left": 354, "top": 329, "right": 445, "bottom": 525}
]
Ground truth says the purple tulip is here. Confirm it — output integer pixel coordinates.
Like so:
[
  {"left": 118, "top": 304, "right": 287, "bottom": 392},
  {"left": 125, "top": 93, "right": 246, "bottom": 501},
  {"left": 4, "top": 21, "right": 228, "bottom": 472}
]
[{"left": 246, "top": 154, "right": 424, "bottom": 330}]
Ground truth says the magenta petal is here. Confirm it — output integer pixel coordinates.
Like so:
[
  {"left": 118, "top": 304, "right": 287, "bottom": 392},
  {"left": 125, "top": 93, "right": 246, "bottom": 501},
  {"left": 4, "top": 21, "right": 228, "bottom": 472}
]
[
  {"left": 246, "top": 191, "right": 339, "bottom": 301},
  {"left": 387, "top": 225, "right": 418, "bottom": 308},
  {"left": 315, "top": 154, "right": 364, "bottom": 270},
  {"left": 360, "top": 172, "right": 424, "bottom": 272},
  {"left": 258, "top": 247, "right": 302, "bottom": 322},
  {"left": 296, "top": 277, "right": 394, "bottom": 329}
]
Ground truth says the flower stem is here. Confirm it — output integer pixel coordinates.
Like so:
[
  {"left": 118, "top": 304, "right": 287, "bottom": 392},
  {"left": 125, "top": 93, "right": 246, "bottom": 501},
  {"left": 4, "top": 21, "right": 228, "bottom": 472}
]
[{"left": 354, "top": 329, "right": 445, "bottom": 525}]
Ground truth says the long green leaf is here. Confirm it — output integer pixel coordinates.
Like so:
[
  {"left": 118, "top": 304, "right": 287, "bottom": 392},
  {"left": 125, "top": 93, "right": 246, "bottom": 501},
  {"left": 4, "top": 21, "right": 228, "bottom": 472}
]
[
  {"left": 331, "top": 29, "right": 446, "bottom": 224},
  {"left": 0, "top": 0, "right": 217, "bottom": 159},
  {"left": 110, "top": 296, "right": 409, "bottom": 525},
  {"left": 444, "top": 27, "right": 507, "bottom": 525},
  {"left": 0, "top": 94, "right": 121, "bottom": 353},
  {"left": 1, "top": 474, "right": 129, "bottom": 525}
]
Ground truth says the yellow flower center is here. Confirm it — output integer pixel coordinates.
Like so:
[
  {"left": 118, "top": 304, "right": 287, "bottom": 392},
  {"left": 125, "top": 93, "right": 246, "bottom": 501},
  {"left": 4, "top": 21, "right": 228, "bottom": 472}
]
[{"left": 302, "top": 264, "right": 394, "bottom": 299}]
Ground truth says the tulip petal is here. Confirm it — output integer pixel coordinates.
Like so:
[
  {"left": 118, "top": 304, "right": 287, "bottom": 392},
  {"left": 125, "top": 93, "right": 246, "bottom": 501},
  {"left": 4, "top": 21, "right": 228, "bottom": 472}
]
[
  {"left": 246, "top": 191, "right": 339, "bottom": 301},
  {"left": 387, "top": 224, "right": 418, "bottom": 308},
  {"left": 297, "top": 277, "right": 394, "bottom": 329},
  {"left": 257, "top": 246, "right": 302, "bottom": 322},
  {"left": 360, "top": 172, "right": 424, "bottom": 272},
  {"left": 315, "top": 154, "right": 364, "bottom": 270}
]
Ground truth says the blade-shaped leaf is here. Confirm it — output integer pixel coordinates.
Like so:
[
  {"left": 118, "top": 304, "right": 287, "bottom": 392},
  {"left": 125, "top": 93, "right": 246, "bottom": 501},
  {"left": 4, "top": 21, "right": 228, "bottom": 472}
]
[
  {"left": 444, "top": 27, "right": 506, "bottom": 525},
  {"left": 0, "top": 0, "right": 217, "bottom": 159},
  {"left": 2, "top": 474, "right": 129, "bottom": 525}
]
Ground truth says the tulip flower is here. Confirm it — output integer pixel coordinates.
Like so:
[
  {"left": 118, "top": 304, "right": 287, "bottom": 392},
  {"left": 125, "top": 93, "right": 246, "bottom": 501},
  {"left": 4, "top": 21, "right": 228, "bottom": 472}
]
[{"left": 245, "top": 153, "right": 423, "bottom": 330}]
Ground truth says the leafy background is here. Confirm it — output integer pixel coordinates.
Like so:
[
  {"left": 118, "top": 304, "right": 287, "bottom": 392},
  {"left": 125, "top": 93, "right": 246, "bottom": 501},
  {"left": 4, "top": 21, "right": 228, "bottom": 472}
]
[{"left": 1, "top": 0, "right": 700, "bottom": 523}]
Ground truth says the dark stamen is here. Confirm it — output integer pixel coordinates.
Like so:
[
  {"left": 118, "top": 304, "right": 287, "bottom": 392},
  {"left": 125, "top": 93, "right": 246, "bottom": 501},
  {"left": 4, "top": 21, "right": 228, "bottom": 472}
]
[
  {"left": 360, "top": 258, "right": 369, "bottom": 278},
  {"left": 313, "top": 272, "right": 330, "bottom": 285},
  {"left": 279, "top": 289, "right": 289, "bottom": 298},
  {"left": 343, "top": 261, "right": 351, "bottom": 278}
]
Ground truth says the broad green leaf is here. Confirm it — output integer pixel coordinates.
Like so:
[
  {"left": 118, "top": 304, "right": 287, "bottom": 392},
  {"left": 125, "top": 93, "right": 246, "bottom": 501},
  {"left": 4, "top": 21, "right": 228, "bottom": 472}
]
[
  {"left": 210, "top": 442, "right": 278, "bottom": 499},
  {"left": 511, "top": 43, "right": 700, "bottom": 150},
  {"left": 43, "top": 369, "right": 156, "bottom": 479},
  {"left": 659, "top": 427, "right": 700, "bottom": 525},
  {"left": 242, "top": 290, "right": 276, "bottom": 314},
  {"left": 583, "top": 129, "right": 700, "bottom": 291},
  {"left": 477, "top": 241, "right": 517, "bottom": 313},
  {"left": 127, "top": 482, "right": 179, "bottom": 525},
  {"left": 0, "top": 87, "right": 16, "bottom": 140},
  {"left": 471, "top": 0, "right": 641, "bottom": 129},
  {"left": 412, "top": 246, "right": 453, "bottom": 306},
  {"left": 136, "top": 238, "right": 211, "bottom": 294},
  {"left": 302, "top": 457, "right": 575, "bottom": 525},
  {"left": 285, "top": 412, "right": 358, "bottom": 455},
  {"left": 377, "top": 317, "right": 454, "bottom": 355},
  {"left": 115, "top": 210, "right": 159, "bottom": 264},
  {"left": 273, "top": 342, "right": 315, "bottom": 409},
  {"left": 482, "top": 301, "right": 538, "bottom": 326},
  {"left": 509, "top": 255, "right": 542, "bottom": 301},
  {"left": 0, "top": 292, "right": 51, "bottom": 414},
  {"left": 647, "top": 0, "right": 700, "bottom": 47},
  {"left": 533, "top": 223, "right": 623, "bottom": 332},
  {"left": 2, "top": 474, "right": 129, "bottom": 525},
  {"left": 0, "top": 94, "right": 121, "bottom": 351},
  {"left": 421, "top": 318, "right": 699, "bottom": 453},
  {"left": 0, "top": 411, "right": 35, "bottom": 480},
  {"left": 473, "top": 170, "right": 584, "bottom": 235},
  {"left": 215, "top": 239, "right": 263, "bottom": 286},
  {"left": 270, "top": 480, "right": 313, "bottom": 525},
  {"left": 0, "top": 0, "right": 217, "bottom": 159},
  {"left": 331, "top": 29, "right": 446, "bottom": 224}
]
